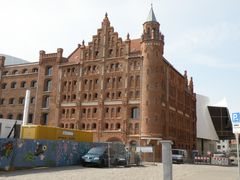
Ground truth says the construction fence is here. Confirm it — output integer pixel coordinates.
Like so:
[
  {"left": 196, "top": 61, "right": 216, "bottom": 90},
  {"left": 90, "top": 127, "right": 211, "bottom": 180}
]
[{"left": 0, "top": 138, "right": 124, "bottom": 170}]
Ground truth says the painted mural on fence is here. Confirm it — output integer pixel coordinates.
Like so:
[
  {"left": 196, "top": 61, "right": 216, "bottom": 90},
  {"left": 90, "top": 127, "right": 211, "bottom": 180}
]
[{"left": 0, "top": 138, "right": 106, "bottom": 170}]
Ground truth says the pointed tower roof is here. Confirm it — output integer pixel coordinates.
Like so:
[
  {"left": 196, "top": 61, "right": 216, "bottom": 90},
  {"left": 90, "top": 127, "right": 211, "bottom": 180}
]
[{"left": 146, "top": 5, "right": 157, "bottom": 22}]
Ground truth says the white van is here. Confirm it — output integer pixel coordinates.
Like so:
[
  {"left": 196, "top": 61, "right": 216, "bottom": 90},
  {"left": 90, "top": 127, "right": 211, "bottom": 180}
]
[{"left": 172, "top": 149, "right": 188, "bottom": 164}]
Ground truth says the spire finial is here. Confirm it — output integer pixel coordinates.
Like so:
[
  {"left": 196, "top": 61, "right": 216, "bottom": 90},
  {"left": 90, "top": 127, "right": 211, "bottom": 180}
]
[
  {"left": 82, "top": 40, "right": 85, "bottom": 46},
  {"left": 105, "top": 12, "right": 108, "bottom": 18},
  {"left": 146, "top": 4, "right": 157, "bottom": 22}
]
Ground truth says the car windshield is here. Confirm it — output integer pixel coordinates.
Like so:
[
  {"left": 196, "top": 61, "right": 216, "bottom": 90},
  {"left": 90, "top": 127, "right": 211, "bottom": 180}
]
[
  {"left": 87, "top": 147, "right": 106, "bottom": 155},
  {"left": 172, "top": 150, "right": 182, "bottom": 155}
]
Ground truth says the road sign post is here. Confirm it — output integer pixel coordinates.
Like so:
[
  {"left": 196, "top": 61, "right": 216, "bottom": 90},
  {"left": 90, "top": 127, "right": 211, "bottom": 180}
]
[{"left": 232, "top": 113, "right": 240, "bottom": 180}]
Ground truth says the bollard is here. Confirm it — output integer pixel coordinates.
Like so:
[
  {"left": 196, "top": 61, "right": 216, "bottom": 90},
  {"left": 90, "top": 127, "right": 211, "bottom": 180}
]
[{"left": 161, "top": 140, "right": 173, "bottom": 180}]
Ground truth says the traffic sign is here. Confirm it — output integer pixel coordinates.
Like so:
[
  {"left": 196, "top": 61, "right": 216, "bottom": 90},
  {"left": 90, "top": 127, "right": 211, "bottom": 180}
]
[{"left": 232, "top": 113, "right": 240, "bottom": 133}]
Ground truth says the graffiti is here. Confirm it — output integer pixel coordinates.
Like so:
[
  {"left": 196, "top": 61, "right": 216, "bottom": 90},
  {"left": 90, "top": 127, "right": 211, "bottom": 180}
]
[
  {"left": 24, "top": 152, "right": 35, "bottom": 162},
  {"left": 34, "top": 142, "right": 47, "bottom": 156},
  {"left": 0, "top": 141, "right": 13, "bottom": 159},
  {"left": 0, "top": 139, "right": 112, "bottom": 170}
]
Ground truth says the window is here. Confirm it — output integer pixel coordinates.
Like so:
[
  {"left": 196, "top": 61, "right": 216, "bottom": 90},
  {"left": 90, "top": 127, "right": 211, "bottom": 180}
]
[
  {"left": 30, "top": 80, "right": 37, "bottom": 88},
  {"left": 0, "top": 114, "right": 3, "bottom": 118},
  {"left": 17, "top": 114, "right": 23, "bottom": 120},
  {"left": 42, "top": 96, "right": 50, "bottom": 108},
  {"left": 28, "top": 114, "right": 33, "bottom": 123},
  {"left": 93, "top": 108, "right": 97, "bottom": 113},
  {"left": 9, "top": 98, "right": 15, "bottom": 104},
  {"left": 1, "top": 83, "right": 7, "bottom": 89},
  {"left": 0, "top": 98, "right": 5, "bottom": 105},
  {"left": 116, "top": 123, "right": 121, "bottom": 130},
  {"left": 44, "top": 79, "right": 52, "bottom": 91},
  {"left": 3, "top": 71, "right": 8, "bottom": 75},
  {"left": 105, "top": 123, "right": 109, "bottom": 129},
  {"left": 12, "top": 70, "right": 18, "bottom": 75},
  {"left": 72, "top": 94, "right": 76, "bottom": 100},
  {"left": 45, "top": 66, "right": 53, "bottom": 76},
  {"left": 7, "top": 113, "right": 13, "bottom": 119},
  {"left": 19, "top": 97, "right": 25, "bottom": 104},
  {"left": 60, "top": 123, "right": 64, "bottom": 128},
  {"left": 22, "top": 69, "right": 28, "bottom": 74},
  {"left": 131, "top": 107, "right": 139, "bottom": 119},
  {"left": 70, "top": 123, "right": 74, "bottom": 129},
  {"left": 81, "top": 123, "right": 85, "bottom": 129},
  {"left": 92, "top": 123, "right": 97, "bottom": 129},
  {"left": 20, "top": 81, "right": 27, "bottom": 88},
  {"left": 32, "top": 68, "right": 38, "bottom": 73},
  {"left": 11, "top": 82, "right": 17, "bottom": 89},
  {"left": 42, "top": 113, "right": 48, "bottom": 125},
  {"left": 135, "top": 123, "right": 139, "bottom": 130},
  {"left": 30, "top": 97, "right": 35, "bottom": 104},
  {"left": 71, "top": 108, "right": 75, "bottom": 115}
]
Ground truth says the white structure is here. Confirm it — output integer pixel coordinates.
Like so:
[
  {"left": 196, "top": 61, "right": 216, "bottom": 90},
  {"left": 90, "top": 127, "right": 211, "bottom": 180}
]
[
  {"left": 196, "top": 94, "right": 233, "bottom": 155},
  {"left": 216, "top": 140, "right": 230, "bottom": 153},
  {"left": 0, "top": 119, "right": 22, "bottom": 138}
]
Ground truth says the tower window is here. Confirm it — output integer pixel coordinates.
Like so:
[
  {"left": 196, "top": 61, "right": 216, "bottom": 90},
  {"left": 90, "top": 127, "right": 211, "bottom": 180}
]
[
  {"left": 45, "top": 66, "right": 53, "bottom": 76},
  {"left": 131, "top": 107, "right": 139, "bottom": 119}
]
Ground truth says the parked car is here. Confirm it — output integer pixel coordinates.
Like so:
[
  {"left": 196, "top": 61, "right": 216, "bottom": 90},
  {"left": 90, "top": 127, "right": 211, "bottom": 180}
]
[
  {"left": 81, "top": 145, "right": 128, "bottom": 167},
  {"left": 172, "top": 149, "right": 188, "bottom": 164}
]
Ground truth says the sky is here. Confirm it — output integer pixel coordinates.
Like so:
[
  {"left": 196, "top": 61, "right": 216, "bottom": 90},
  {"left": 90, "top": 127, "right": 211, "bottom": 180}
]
[{"left": 0, "top": 0, "right": 239, "bottom": 114}]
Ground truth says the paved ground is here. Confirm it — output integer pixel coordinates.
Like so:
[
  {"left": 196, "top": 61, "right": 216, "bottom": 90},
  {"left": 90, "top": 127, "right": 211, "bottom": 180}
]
[{"left": 0, "top": 163, "right": 238, "bottom": 180}]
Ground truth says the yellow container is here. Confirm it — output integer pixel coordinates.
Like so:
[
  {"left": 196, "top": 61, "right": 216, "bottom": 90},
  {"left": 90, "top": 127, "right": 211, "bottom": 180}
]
[{"left": 21, "top": 125, "right": 93, "bottom": 142}]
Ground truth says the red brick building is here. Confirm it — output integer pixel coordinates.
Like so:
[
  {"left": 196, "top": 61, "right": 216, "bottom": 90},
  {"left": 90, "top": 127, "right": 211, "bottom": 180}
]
[{"left": 0, "top": 7, "right": 196, "bottom": 161}]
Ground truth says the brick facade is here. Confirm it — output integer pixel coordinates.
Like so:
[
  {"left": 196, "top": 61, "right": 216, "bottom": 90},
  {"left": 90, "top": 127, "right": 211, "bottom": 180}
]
[{"left": 0, "top": 9, "right": 196, "bottom": 161}]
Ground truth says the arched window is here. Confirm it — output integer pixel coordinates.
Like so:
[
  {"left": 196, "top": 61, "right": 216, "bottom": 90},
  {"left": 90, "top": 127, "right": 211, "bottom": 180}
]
[
  {"left": 131, "top": 107, "right": 139, "bottom": 119},
  {"left": 87, "top": 124, "right": 90, "bottom": 130},
  {"left": 60, "top": 123, "right": 64, "bottom": 128},
  {"left": 20, "top": 81, "right": 27, "bottom": 88},
  {"left": 45, "top": 66, "right": 53, "bottom": 76},
  {"left": 22, "top": 69, "right": 28, "bottom": 74},
  {"left": 92, "top": 123, "right": 97, "bottom": 129},
  {"left": 19, "top": 97, "right": 25, "bottom": 104},
  {"left": 7, "top": 113, "right": 13, "bottom": 119},
  {"left": 30, "top": 80, "right": 37, "bottom": 88},
  {"left": 44, "top": 79, "right": 51, "bottom": 91},
  {"left": 1, "top": 83, "right": 7, "bottom": 89},
  {"left": 28, "top": 114, "right": 33, "bottom": 123},
  {"left": 30, "top": 97, "right": 35, "bottom": 104},
  {"left": 116, "top": 123, "right": 121, "bottom": 130},
  {"left": 0, "top": 98, "right": 5, "bottom": 105},
  {"left": 9, "top": 98, "right": 16, "bottom": 104},
  {"left": 17, "top": 113, "right": 23, "bottom": 120},
  {"left": 129, "top": 76, "right": 134, "bottom": 87},
  {"left": 3, "top": 71, "right": 8, "bottom": 75},
  {"left": 70, "top": 123, "right": 74, "bottom": 129},
  {"left": 11, "top": 82, "right": 17, "bottom": 89},
  {"left": 105, "top": 123, "right": 109, "bottom": 129},
  {"left": 42, "top": 113, "right": 48, "bottom": 125},
  {"left": 81, "top": 123, "right": 85, "bottom": 129},
  {"left": 32, "top": 68, "right": 38, "bottom": 73},
  {"left": 42, "top": 96, "right": 50, "bottom": 108},
  {"left": 12, "top": 70, "right": 18, "bottom": 74}
]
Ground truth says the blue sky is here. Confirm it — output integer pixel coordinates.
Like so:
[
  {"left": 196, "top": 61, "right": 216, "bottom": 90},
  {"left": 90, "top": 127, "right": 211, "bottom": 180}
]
[{"left": 0, "top": 0, "right": 239, "bottom": 113}]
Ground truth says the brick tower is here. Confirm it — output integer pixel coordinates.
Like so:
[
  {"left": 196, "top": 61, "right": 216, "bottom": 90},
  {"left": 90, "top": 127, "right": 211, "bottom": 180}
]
[{"left": 140, "top": 6, "right": 165, "bottom": 143}]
